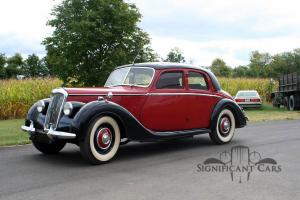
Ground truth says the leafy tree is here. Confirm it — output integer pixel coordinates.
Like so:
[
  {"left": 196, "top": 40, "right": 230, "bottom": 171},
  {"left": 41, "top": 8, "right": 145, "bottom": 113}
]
[
  {"left": 0, "top": 53, "right": 6, "bottom": 79},
  {"left": 23, "top": 54, "right": 49, "bottom": 77},
  {"left": 6, "top": 53, "right": 23, "bottom": 78},
  {"left": 232, "top": 65, "right": 248, "bottom": 77},
  {"left": 164, "top": 47, "right": 185, "bottom": 63},
  {"left": 24, "top": 54, "right": 40, "bottom": 77},
  {"left": 248, "top": 51, "right": 271, "bottom": 77},
  {"left": 210, "top": 58, "right": 232, "bottom": 77},
  {"left": 39, "top": 57, "right": 50, "bottom": 76},
  {"left": 43, "top": 0, "right": 157, "bottom": 86}
]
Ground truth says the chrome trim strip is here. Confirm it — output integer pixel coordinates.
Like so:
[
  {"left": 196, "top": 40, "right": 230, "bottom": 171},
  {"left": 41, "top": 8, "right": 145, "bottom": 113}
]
[
  {"left": 69, "top": 93, "right": 146, "bottom": 96},
  {"left": 46, "top": 126, "right": 76, "bottom": 139},
  {"left": 69, "top": 92, "right": 221, "bottom": 98},
  {"left": 148, "top": 93, "right": 221, "bottom": 98},
  {"left": 21, "top": 121, "right": 35, "bottom": 132},
  {"left": 52, "top": 88, "right": 68, "bottom": 96},
  {"left": 21, "top": 122, "right": 76, "bottom": 140}
]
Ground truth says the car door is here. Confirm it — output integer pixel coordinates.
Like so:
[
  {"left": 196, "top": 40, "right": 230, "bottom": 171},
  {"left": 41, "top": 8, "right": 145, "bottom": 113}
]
[
  {"left": 140, "top": 69, "right": 188, "bottom": 131},
  {"left": 184, "top": 70, "right": 220, "bottom": 129}
]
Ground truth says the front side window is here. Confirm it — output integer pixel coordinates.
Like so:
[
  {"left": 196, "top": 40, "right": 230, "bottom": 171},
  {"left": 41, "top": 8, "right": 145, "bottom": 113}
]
[
  {"left": 105, "top": 67, "right": 154, "bottom": 87},
  {"left": 156, "top": 72, "right": 183, "bottom": 89},
  {"left": 188, "top": 71, "right": 208, "bottom": 90}
]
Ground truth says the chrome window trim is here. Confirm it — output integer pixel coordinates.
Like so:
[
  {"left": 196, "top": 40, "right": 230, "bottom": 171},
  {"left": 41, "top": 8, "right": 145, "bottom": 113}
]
[{"left": 44, "top": 88, "right": 68, "bottom": 130}]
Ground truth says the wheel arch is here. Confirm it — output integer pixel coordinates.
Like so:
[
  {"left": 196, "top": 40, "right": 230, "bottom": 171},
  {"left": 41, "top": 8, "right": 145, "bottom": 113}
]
[
  {"left": 85, "top": 111, "right": 127, "bottom": 140},
  {"left": 210, "top": 99, "right": 247, "bottom": 129},
  {"left": 71, "top": 101, "right": 141, "bottom": 141}
]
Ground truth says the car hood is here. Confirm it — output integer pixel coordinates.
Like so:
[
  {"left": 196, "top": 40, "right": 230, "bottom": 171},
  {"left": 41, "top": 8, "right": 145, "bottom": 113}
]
[{"left": 64, "top": 86, "right": 148, "bottom": 96}]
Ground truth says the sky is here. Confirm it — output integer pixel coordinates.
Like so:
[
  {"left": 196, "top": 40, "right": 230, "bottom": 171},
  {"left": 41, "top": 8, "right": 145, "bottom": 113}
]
[{"left": 0, "top": 0, "right": 300, "bottom": 67}]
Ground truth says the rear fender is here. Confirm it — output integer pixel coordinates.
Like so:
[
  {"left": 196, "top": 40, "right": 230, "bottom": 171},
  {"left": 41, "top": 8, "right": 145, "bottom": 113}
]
[{"left": 210, "top": 99, "right": 247, "bottom": 129}]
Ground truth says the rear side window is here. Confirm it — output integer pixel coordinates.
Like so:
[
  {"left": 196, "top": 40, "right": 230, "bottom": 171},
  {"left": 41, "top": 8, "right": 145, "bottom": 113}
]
[
  {"left": 188, "top": 72, "right": 208, "bottom": 90},
  {"left": 156, "top": 72, "right": 183, "bottom": 89}
]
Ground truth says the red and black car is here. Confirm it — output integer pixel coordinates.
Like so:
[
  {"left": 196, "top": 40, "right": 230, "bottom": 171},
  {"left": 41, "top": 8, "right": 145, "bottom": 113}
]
[{"left": 21, "top": 63, "right": 247, "bottom": 164}]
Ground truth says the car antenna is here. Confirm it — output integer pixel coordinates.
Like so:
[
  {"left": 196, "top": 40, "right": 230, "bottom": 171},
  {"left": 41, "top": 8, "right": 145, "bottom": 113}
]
[{"left": 132, "top": 47, "right": 143, "bottom": 65}]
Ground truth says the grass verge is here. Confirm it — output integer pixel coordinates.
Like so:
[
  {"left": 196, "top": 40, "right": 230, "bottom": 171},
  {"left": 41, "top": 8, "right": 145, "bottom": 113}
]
[
  {"left": 244, "top": 104, "right": 300, "bottom": 122},
  {"left": 0, "top": 119, "right": 30, "bottom": 146}
]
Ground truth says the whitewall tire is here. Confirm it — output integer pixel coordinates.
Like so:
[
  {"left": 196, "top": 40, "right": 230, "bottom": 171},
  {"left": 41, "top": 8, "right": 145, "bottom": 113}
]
[
  {"left": 209, "top": 109, "right": 236, "bottom": 144},
  {"left": 80, "top": 116, "right": 121, "bottom": 164}
]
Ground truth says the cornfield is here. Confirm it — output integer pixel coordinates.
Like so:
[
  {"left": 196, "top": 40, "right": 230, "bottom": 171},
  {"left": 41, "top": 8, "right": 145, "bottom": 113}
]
[
  {"left": 219, "top": 77, "right": 278, "bottom": 101},
  {"left": 0, "top": 77, "right": 277, "bottom": 120},
  {"left": 0, "top": 78, "right": 62, "bottom": 120}
]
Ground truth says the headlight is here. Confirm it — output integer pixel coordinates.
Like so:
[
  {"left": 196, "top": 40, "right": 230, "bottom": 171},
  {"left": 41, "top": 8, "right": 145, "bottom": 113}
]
[
  {"left": 63, "top": 102, "right": 73, "bottom": 116},
  {"left": 37, "top": 100, "right": 45, "bottom": 113}
]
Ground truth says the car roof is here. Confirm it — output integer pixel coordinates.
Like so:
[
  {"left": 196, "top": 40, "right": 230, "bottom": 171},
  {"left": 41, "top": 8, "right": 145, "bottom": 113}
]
[
  {"left": 117, "top": 62, "right": 209, "bottom": 72},
  {"left": 116, "top": 62, "right": 221, "bottom": 91}
]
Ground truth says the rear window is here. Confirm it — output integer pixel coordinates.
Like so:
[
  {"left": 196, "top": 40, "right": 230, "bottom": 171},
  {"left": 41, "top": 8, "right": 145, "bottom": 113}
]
[
  {"left": 156, "top": 72, "right": 183, "bottom": 89},
  {"left": 237, "top": 91, "right": 259, "bottom": 97}
]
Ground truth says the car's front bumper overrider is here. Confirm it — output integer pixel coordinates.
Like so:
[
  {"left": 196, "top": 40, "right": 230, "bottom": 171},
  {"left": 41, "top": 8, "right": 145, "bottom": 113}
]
[{"left": 21, "top": 121, "right": 76, "bottom": 140}]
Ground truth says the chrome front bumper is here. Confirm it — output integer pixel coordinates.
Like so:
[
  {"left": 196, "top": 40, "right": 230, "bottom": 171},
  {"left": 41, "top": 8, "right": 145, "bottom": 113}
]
[{"left": 21, "top": 121, "right": 76, "bottom": 140}]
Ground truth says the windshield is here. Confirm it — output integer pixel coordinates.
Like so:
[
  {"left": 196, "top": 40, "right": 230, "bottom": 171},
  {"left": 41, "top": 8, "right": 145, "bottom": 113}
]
[
  {"left": 236, "top": 91, "right": 259, "bottom": 97},
  {"left": 105, "top": 67, "right": 155, "bottom": 87}
]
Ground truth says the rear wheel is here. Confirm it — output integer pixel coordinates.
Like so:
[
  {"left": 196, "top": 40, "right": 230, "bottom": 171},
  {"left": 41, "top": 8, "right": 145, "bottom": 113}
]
[
  {"left": 289, "top": 95, "right": 295, "bottom": 111},
  {"left": 80, "top": 116, "right": 121, "bottom": 164},
  {"left": 32, "top": 139, "right": 66, "bottom": 154},
  {"left": 209, "top": 109, "right": 236, "bottom": 144}
]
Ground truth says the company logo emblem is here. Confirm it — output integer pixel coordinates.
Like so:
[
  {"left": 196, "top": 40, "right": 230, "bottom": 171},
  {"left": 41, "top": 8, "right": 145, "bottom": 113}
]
[{"left": 197, "top": 146, "right": 282, "bottom": 183}]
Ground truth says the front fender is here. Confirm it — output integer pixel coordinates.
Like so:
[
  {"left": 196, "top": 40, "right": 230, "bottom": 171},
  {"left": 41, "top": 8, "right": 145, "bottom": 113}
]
[
  {"left": 210, "top": 99, "right": 247, "bottom": 129},
  {"left": 25, "top": 99, "right": 50, "bottom": 130},
  {"left": 71, "top": 100, "right": 153, "bottom": 141}
]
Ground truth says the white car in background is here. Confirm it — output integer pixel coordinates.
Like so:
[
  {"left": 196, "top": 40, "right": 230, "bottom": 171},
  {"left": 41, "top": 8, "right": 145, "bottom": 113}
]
[{"left": 234, "top": 90, "right": 262, "bottom": 108}]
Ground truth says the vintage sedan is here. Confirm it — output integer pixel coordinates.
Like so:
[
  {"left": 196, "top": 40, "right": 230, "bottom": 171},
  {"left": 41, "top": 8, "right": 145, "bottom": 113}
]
[
  {"left": 234, "top": 90, "right": 262, "bottom": 108},
  {"left": 21, "top": 63, "right": 247, "bottom": 164}
]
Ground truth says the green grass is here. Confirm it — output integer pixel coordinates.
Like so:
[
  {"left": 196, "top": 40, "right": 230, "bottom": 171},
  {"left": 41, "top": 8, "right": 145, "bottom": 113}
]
[
  {"left": 0, "top": 119, "right": 30, "bottom": 146},
  {"left": 245, "top": 104, "right": 300, "bottom": 122},
  {"left": 0, "top": 105, "right": 300, "bottom": 146}
]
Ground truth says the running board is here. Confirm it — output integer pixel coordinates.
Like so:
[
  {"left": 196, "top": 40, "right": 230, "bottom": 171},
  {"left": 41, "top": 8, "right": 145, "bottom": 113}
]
[{"left": 148, "top": 128, "right": 211, "bottom": 140}]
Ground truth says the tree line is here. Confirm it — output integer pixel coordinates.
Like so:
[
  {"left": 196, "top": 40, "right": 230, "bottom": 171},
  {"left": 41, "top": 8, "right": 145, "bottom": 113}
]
[
  {"left": 0, "top": 53, "right": 49, "bottom": 79},
  {"left": 0, "top": 0, "right": 299, "bottom": 84},
  {"left": 210, "top": 49, "right": 300, "bottom": 78}
]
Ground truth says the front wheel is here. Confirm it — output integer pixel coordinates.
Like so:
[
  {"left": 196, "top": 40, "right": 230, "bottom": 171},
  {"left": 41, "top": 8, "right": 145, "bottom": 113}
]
[
  {"left": 32, "top": 139, "right": 66, "bottom": 154},
  {"left": 80, "top": 116, "right": 121, "bottom": 164},
  {"left": 209, "top": 109, "right": 236, "bottom": 144}
]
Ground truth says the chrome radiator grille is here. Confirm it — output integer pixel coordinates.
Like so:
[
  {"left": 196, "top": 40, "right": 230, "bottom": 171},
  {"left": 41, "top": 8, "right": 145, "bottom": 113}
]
[{"left": 44, "top": 92, "right": 66, "bottom": 130}]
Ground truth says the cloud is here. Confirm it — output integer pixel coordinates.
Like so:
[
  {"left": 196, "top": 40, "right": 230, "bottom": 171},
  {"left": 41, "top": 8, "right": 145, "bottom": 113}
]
[
  {"left": 150, "top": 35, "right": 300, "bottom": 66},
  {"left": 0, "top": 0, "right": 300, "bottom": 66},
  {"left": 130, "top": 0, "right": 300, "bottom": 66},
  {"left": 0, "top": 0, "right": 59, "bottom": 56}
]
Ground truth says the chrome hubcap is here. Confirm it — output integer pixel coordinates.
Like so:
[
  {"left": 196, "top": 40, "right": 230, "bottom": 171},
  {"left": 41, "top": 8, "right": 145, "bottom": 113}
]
[
  {"left": 102, "top": 132, "right": 111, "bottom": 145},
  {"left": 220, "top": 117, "right": 231, "bottom": 135},
  {"left": 96, "top": 128, "right": 112, "bottom": 150}
]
